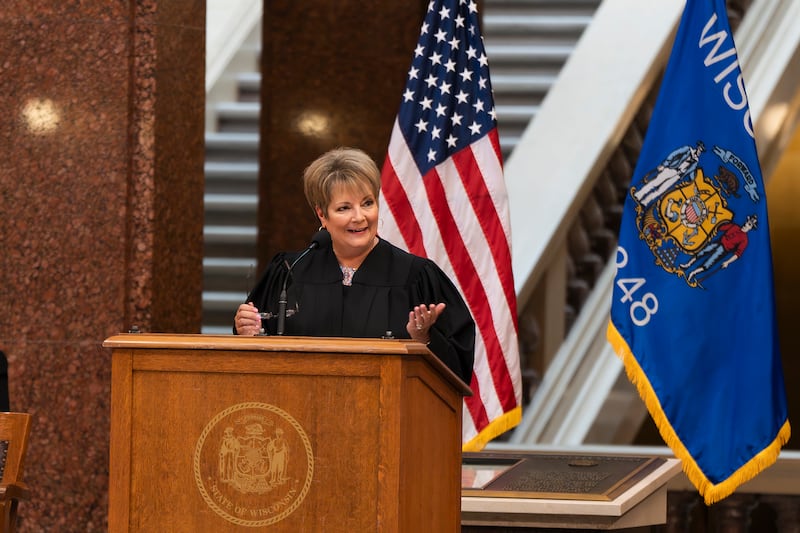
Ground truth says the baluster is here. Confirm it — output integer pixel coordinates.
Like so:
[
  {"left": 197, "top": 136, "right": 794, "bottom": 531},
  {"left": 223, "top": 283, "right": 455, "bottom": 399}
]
[
  {"left": 666, "top": 491, "right": 698, "bottom": 533},
  {"left": 711, "top": 493, "right": 753, "bottom": 533},
  {"left": 760, "top": 494, "right": 800, "bottom": 533}
]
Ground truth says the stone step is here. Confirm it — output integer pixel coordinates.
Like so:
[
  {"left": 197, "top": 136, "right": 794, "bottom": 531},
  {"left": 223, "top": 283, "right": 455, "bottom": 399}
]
[
  {"left": 204, "top": 193, "right": 257, "bottom": 226},
  {"left": 215, "top": 101, "right": 260, "bottom": 133},
  {"left": 204, "top": 161, "right": 258, "bottom": 195},
  {"left": 236, "top": 72, "right": 261, "bottom": 102},
  {"left": 203, "top": 225, "right": 258, "bottom": 258}
]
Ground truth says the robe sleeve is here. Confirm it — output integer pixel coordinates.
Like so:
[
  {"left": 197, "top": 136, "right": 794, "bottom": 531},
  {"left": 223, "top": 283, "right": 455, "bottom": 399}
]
[
  {"left": 232, "top": 253, "right": 291, "bottom": 334},
  {"left": 408, "top": 257, "right": 475, "bottom": 385}
]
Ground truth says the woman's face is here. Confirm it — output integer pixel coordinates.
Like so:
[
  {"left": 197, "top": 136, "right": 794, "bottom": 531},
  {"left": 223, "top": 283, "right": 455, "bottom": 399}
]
[{"left": 317, "top": 183, "right": 379, "bottom": 261}]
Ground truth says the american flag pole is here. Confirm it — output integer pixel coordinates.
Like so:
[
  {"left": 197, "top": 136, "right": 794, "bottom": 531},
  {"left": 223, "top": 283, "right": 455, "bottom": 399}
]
[{"left": 379, "top": 0, "right": 522, "bottom": 449}]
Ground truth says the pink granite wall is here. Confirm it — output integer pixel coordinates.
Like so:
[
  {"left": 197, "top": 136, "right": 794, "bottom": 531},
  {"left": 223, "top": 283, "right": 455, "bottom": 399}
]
[{"left": 0, "top": 1, "right": 204, "bottom": 531}]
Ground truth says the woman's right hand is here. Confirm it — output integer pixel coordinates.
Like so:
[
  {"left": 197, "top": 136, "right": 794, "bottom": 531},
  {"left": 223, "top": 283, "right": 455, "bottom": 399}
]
[{"left": 235, "top": 302, "right": 261, "bottom": 336}]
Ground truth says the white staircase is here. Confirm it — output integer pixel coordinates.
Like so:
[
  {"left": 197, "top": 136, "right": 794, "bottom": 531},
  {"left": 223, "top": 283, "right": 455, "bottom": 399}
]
[
  {"left": 203, "top": 12, "right": 261, "bottom": 334},
  {"left": 483, "top": 0, "right": 601, "bottom": 158}
]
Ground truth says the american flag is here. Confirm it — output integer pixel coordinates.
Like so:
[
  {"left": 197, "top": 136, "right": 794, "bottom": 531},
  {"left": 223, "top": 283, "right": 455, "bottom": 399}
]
[{"left": 379, "top": 0, "right": 522, "bottom": 450}]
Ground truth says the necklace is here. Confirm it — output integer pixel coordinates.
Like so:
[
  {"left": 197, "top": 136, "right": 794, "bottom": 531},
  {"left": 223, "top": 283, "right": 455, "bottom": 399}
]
[{"left": 340, "top": 265, "right": 357, "bottom": 286}]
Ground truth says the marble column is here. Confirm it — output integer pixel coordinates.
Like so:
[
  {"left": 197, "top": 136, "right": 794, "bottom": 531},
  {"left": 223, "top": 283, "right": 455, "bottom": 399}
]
[{"left": 0, "top": 1, "right": 204, "bottom": 531}]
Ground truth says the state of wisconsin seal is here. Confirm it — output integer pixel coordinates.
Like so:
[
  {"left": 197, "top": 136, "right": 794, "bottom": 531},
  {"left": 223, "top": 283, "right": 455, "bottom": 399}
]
[{"left": 194, "top": 402, "right": 314, "bottom": 527}]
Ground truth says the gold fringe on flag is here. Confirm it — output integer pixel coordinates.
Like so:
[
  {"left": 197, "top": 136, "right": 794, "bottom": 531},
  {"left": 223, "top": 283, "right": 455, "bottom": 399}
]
[
  {"left": 462, "top": 406, "right": 522, "bottom": 452},
  {"left": 606, "top": 321, "right": 790, "bottom": 505}
]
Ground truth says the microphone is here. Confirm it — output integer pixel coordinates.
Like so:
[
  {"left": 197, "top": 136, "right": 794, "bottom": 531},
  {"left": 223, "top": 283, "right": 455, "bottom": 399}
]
[{"left": 276, "top": 229, "right": 328, "bottom": 335}]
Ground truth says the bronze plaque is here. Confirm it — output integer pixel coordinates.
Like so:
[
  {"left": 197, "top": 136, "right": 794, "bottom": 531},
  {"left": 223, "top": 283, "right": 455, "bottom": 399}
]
[{"left": 462, "top": 451, "right": 666, "bottom": 501}]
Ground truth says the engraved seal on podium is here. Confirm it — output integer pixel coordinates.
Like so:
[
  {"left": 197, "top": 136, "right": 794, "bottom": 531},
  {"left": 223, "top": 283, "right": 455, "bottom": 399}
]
[{"left": 194, "top": 402, "right": 314, "bottom": 527}]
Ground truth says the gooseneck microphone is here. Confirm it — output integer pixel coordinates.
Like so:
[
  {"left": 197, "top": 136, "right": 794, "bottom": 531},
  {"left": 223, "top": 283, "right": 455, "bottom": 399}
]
[{"left": 276, "top": 229, "right": 329, "bottom": 335}]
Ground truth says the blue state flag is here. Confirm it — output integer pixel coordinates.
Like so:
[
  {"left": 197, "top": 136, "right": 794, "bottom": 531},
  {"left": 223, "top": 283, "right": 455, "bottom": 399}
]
[{"left": 607, "top": 0, "right": 790, "bottom": 505}]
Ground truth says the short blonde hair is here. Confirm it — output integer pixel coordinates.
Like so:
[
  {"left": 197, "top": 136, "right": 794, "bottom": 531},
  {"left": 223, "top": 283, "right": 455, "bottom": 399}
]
[{"left": 303, "top": 147, "right": 381, "bottom": 216}]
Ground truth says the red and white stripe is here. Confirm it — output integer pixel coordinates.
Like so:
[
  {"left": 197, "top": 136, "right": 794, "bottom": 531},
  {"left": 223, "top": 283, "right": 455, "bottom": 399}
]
[{"left": 380, "top": 119, "right": 522, "bottom": 449}]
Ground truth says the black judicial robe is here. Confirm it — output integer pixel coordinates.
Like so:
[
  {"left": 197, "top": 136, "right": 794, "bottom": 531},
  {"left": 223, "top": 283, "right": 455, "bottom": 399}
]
[{"left": 242, "top": 236, "right": 475, "bottom": 384}]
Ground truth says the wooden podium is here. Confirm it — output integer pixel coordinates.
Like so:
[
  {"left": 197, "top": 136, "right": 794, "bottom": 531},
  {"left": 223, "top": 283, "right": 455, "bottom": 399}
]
[{"left": 104, "top": 333, "right": 470, "bottom": 532}]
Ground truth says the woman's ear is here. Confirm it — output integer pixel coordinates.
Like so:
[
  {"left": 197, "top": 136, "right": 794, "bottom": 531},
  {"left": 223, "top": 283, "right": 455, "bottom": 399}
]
[{"left": 315, "top": 206, "right": 326, "bottom": 226}]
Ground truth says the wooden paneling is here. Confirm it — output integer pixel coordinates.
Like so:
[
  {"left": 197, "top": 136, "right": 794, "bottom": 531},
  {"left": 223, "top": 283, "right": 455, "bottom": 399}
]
[{"left": 106, "top": 334, "right": 467, "bottom": 532}]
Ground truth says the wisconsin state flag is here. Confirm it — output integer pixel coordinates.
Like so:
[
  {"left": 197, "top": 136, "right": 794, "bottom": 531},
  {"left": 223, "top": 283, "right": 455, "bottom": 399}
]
[{"left": 606, "top": 0, "right": 790, "bottom": 504}]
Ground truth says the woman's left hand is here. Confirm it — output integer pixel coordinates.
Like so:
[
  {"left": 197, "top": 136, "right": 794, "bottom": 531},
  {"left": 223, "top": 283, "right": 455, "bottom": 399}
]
[{"left": 406, "top": 303, "right": 446, "bottom": 344}]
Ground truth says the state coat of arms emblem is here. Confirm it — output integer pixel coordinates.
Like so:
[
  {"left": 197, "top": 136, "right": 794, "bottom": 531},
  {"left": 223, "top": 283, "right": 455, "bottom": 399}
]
[
  {"left": 194, "top": 402, "right": 314, "bottom": 527},
  {"left": 630, "top": 142, "right": 761, "bottom": 288}
]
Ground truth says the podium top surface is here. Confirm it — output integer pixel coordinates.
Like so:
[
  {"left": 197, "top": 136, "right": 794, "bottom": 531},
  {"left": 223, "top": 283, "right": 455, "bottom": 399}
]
[
  {"left": 103, "top": 333, "right": 471, "bottom": 395},
  {"left": 104, "top": 332, "right": 431, "bottom": 354}
]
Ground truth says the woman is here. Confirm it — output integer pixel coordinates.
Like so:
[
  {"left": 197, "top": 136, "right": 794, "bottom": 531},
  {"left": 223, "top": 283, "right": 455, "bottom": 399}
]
[{"left": 234, "top": 147, "right": 475, "bottom": 384}]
